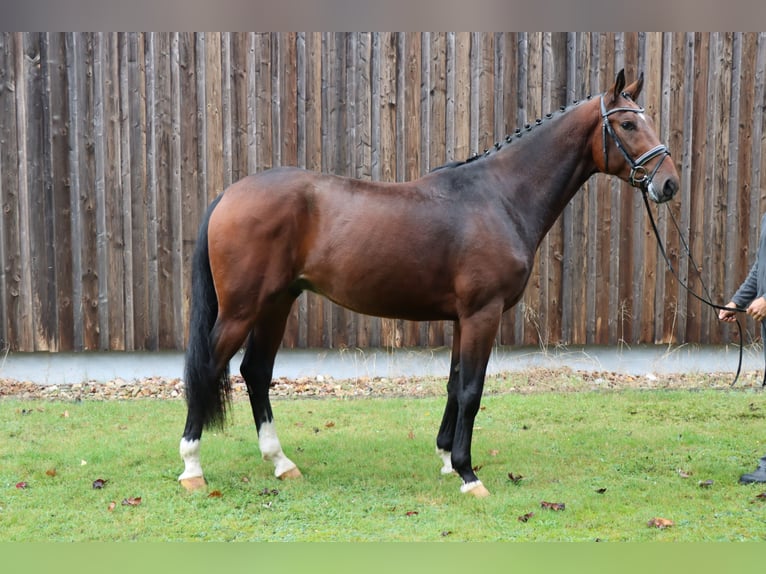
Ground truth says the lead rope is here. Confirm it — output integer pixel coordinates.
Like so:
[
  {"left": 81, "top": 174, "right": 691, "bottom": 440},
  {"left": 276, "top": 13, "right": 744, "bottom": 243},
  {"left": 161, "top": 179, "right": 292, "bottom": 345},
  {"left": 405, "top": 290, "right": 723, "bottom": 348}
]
[{"left": 639, "top": 190, "right": 762, "bottom": 388}]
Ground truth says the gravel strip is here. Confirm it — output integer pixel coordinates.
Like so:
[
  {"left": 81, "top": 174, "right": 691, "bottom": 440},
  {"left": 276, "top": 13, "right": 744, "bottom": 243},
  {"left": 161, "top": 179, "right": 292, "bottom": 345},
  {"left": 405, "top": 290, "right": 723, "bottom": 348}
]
[{"left": 1, "top": 368, "right": 762, "bottom": 402}]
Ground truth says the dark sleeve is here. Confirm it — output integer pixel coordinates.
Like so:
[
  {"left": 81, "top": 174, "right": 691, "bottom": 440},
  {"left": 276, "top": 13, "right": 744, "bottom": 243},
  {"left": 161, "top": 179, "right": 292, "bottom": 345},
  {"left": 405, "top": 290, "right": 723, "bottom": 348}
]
[{"left": 732, "top": 260, "right": 758, "bottom": 308}]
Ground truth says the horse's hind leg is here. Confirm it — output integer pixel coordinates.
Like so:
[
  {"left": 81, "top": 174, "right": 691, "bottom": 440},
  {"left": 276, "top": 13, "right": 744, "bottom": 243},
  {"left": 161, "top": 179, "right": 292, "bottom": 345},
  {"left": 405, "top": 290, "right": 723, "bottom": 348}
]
[
  {"left": 240, "top": 296, "right": 302, "bottom": 480},
  {"left": 180, "top": 315, "right": 252, "bottom": 491}
]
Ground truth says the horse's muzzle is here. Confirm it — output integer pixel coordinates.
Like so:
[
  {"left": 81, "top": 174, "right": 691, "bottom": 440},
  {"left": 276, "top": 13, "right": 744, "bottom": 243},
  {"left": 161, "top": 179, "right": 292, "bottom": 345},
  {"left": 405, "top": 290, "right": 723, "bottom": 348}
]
[{"left": 648, "top": 177, "right": 679, "bottom": 204}]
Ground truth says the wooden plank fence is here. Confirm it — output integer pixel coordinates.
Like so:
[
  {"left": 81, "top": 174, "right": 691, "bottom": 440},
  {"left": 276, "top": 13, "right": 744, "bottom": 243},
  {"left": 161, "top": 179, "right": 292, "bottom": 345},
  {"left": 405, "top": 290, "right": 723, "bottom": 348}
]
[{"left": 1, "top": 32, "right": 765, "bottom": 352}]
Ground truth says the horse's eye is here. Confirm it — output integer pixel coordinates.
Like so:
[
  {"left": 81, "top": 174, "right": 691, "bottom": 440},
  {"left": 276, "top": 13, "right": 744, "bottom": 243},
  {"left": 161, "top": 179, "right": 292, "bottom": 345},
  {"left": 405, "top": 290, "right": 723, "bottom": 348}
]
[{"left": 620, "top": 121, "right": 636, "bottom": 131}]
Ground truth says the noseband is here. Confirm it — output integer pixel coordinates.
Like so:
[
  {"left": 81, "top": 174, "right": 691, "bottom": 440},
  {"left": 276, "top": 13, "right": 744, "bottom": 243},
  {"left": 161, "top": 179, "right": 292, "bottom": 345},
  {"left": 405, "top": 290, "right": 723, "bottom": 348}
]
[{"left": 601, "top": 94, "right": 670, "bottom": 189}]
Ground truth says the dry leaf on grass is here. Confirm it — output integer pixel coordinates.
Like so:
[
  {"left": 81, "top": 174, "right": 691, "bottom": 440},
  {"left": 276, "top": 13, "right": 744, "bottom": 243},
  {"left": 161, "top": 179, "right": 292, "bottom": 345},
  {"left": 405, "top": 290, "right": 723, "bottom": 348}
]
[
  {"left": 507, "top": 472, "right": 524, "bottom": 484},
  {"left": 699, "top": 479, "right": 714, "bottom": 488},
  {"left": 15, "top": 481, "right": 28, "bottom": 489},
  {"left": 92, "top": 478, "right": 108, "bottom": 489},
  {"left": 45, "top": 468, "right": 57, "bottom": 477},
  {"left": 518, "top": 512, "right": 534, "bottom": 523},
  {"left": 121, "top": 497, "right": 142, "bottom": 507},
  {"left": 540, "top": 501, "right": 566, "bottom": 511},
  {"left": 208, "top": 490, "right": 223, "bottom": 498},
  {"left": 647, "top": 517, "right": 673, "bottom": 529},
  {"left": 107, "top": 501, "right": 116, "bottom": 512}
]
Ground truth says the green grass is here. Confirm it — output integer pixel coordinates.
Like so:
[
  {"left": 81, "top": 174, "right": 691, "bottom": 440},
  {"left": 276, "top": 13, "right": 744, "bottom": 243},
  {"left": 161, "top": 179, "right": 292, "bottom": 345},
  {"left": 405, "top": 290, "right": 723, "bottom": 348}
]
[{"left": 1, "top": 386, "right": 766, "bottom": 541}]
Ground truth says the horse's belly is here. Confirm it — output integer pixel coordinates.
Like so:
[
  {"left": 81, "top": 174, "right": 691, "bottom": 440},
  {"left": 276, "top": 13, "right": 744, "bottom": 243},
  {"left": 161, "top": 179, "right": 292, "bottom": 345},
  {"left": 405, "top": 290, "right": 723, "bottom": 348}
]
[{"left": 301, "top": 272, "right": 457, "bottom": 322}]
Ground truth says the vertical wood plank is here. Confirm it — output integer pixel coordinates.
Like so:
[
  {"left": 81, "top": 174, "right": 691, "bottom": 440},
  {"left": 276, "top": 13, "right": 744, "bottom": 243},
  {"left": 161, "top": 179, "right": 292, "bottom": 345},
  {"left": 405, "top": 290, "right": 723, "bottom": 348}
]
[
  {"left": 304, "top": 32, "right": 324, "bottom": 348},
  {"left": 178, "top": 32, "right": 199, "bottom": 347},
  {"left": 92, "top": 32, "right": 111, "bottom": 349},
  {"left": 13, "top": 32, "right": 35, "bottom": 351},
  {"left": 1, "top": 33, "right": 21, "bottom": 350},
  {"left": 44, "top": 33, "right": 74, "bottom": 351},
  {"left": 427, "top": 33, "right": 447, "bottom": 347},
  {"left": 636, "top": 32, "right": 663, "bottom": 344},
  {"left": 205, "top": 32, "right": 223, "bottom": 202},
  {"left": 128, "top": 32, "right": 148, "bottom": 349}
]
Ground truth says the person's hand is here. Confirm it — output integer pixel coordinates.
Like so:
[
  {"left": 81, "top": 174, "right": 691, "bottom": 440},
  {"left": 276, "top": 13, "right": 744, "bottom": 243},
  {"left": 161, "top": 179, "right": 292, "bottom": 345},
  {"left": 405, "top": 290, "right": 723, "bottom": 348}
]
[
  {"left": 718, "top": 301, "right": 739, "bottom": 323},
  {"left": 747, "top": 297, "right": 766, "bottom": 322}
]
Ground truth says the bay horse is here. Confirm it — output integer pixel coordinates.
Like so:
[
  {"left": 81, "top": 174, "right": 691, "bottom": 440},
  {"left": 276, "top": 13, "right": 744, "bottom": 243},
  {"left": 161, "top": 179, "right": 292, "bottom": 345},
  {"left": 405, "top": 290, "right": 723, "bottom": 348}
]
[{"left": 179, "top": 70, "right": 679, "bottom": 497}]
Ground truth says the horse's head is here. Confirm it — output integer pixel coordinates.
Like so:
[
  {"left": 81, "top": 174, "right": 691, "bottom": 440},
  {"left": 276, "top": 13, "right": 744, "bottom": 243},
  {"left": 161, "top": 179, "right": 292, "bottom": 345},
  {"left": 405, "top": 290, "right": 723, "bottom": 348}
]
[{"left": 595, "top": 69, "right": 680, "bottom": 203}]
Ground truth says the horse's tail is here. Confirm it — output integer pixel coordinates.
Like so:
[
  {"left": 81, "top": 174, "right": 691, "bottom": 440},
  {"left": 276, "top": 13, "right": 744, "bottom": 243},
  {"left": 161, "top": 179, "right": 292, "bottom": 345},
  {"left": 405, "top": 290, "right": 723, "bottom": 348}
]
[{"left": 184, "top": 194, "right": 230, "bottom": 430}]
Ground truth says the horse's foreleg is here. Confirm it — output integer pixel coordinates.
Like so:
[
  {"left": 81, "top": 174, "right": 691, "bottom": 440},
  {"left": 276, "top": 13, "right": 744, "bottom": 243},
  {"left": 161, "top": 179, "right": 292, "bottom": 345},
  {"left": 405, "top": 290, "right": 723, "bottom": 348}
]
[
  {"left": 450, "top": 304, "right": 502, "bottom": 498},
  {"left": 436, "top": 321, "right": 461, "bottom": 475},
  {"left": 241, "top": 300, "right": 302, "bottom": 480}
]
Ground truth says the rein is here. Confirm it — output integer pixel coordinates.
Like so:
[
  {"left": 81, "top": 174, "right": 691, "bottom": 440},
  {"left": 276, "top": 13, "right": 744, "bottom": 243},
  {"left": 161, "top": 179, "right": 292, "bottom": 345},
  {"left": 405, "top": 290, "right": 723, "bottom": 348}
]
[
  {"left": 639, "top": 190, "right": 761, "bottom": 388},
  {"left": 600, "top": 92, "right": 758, "bottom": 387}
]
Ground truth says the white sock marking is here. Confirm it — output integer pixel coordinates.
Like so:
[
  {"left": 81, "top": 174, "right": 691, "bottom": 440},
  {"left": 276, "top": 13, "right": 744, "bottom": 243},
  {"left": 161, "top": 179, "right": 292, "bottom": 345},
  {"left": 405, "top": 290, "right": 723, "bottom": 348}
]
[
  {"left": 436, "top": 447, "right": 453, "bottom": 474},
  {"left": 178, "top": 438, "right": 203, "bottom": 481},
  {"left": 259, "top": 421, "right": 298, "bottom": 477}
]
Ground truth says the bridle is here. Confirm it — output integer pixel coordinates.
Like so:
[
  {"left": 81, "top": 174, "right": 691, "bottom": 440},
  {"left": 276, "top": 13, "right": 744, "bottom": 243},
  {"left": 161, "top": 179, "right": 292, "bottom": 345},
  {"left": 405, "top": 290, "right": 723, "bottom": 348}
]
[{"left": 601, "top": 93, "right": 671, "bottom": 190}]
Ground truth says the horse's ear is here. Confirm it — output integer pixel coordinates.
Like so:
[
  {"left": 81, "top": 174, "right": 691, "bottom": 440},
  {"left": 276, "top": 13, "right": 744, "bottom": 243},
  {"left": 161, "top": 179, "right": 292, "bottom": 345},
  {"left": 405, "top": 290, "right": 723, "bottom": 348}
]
[
  {"left": 612, "top": 69, "right": 626, "bottom": 101},
  {"left": 623, "top": 72, "right": 644, "bottom": 102}
]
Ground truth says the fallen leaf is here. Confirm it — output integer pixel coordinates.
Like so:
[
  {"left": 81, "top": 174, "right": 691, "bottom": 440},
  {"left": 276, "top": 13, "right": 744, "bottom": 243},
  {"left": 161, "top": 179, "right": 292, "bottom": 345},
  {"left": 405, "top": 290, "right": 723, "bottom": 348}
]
[
  {"left": 80, "top": 460, "right": 87, "bottom": 466},
  {"left": 46, "top": 468, "right": 57, "bottom": 477},
  {"left": 677, "top": 469, "right": 692, "bottom": 478},
  {"left": 440, "top": 530, "right": 452, "bottom": 537},
  {"left": 756, "top": 492, "right": 766, "bottom": 500},
  {"left": 107, "top": 501, "right": 116, "bottom": 512},
  {"left": 208, "top": 490, "right": 223, "bottom": 498},
  {"left": 521, "top": 424, "right": 531, "bottom": 430},
  {"left": 518, "top": 512, "right": 534, "bottom": 523},
  {"left": 407, "top": 430, "right": 415, "bottom": 440},
  {"left": 92, "top": 478, "right": 108, "bottom": 489},
  {"left": 595, "top": 487, "right": 607, "bottom": 494},
  {"left": 647, "top": 517, "right": 673, "bottom": 529},
  {"left": 405, "top": 511, "right": 419, "bottom": 517},
  {"left": 241, "top": 476, "right": 250, "bottom": 483},
  {"left": 472, "top": 464, "right": 483, "bottom": 473},
  {"left": 325, "top": 421, "right": 335, "bottom": 428},
  {"left": 507, "top": 472, "right": 524, "bottom": 484},
  {"left": 15, "top": 481, "right": 28, "bottom": 489},
  {"left": 489, "top": 449, "right": 500, "bottom": 457},
  {"left": 121, "top": 497, "right": 142, "bottom": 507},
  {"left": 61, "top": 410, "right": 69, "bottom": 418},
  {"left": 698, "top": 479, "right": 714, "bottom": 488},
  {"left": 540, "top": 501, "right": 566, "bottom": 511}
]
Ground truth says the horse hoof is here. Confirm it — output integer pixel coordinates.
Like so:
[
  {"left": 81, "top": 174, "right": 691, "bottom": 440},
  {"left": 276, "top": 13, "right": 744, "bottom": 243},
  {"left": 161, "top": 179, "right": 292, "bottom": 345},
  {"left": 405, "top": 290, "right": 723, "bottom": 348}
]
[
  {"left": 278, "top": 467, "right": 303, "bottom": 480},
  {"left": 468, "top": 484, "right": 491, "bottom": 498},
  {"left": 461, "top": 480, "right": 491, "bottom": 498},
  {"left": 180, "top": 476, "right": 207, "bottom": 492}
]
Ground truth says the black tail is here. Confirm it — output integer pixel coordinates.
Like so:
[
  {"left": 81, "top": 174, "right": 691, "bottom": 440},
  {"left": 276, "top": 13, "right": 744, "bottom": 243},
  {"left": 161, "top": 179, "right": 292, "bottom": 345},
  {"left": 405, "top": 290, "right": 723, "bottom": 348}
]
[{"left": 184, "top": 194, "right": 230, "bottom": 430}]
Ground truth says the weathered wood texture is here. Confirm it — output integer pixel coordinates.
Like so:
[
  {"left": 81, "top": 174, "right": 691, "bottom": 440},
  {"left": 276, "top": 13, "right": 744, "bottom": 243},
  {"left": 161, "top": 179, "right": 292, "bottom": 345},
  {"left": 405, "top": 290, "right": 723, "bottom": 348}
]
[{"left": 1, "top": 32, "right": 765, "bottom": 352}]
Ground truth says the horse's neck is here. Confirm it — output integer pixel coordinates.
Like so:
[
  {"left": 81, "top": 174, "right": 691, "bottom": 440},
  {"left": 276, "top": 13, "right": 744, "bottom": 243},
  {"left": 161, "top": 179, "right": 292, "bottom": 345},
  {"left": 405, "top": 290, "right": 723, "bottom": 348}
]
[{"left": 495, "top": 104, "right": 599, "bottom": 247}]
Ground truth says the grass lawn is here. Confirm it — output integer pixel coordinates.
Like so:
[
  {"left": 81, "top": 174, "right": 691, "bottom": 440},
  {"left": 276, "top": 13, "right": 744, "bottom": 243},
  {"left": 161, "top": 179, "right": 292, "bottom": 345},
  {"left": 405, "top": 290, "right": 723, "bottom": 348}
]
[{"left": 1, "top": 381, "right": 765, "bottom": 541}]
